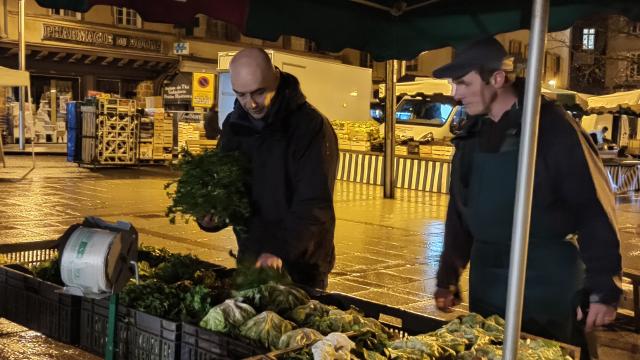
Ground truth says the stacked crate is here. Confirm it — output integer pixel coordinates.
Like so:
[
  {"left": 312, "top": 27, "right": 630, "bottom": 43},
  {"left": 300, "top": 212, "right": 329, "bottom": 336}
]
[
  {"left": 138, "top": 117, "right": 154, "bottom": 160},
  {"left": 184, "top": 139, "right": 217, "bottom": 155},
  {"left": 80, "top": 106, "right": 97, "bottom": 163},
  {"left": 431, "top": 145, "right": 455, "bottom": 160},
  {"left": 330, "top": 120, "right": 381, "bottom": 151},
  {"left": 178, "top": 122, "right": 203, "bottom": 149},
  {"left": 95, "top": 99, "right": 138, "bottom": 164},
  {"left": 419, "top": 144, "right": 432, "bottom": 157},
  {"left": 330, "top": 120, "right": 351, "bottom": 150},
  {"left": 152, "top": 112, "right": 173, "bottom": 161}
]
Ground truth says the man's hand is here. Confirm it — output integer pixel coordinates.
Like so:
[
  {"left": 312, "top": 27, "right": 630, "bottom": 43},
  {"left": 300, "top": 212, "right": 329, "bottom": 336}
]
[
  {"left": 577, "top": 303, "right": 617, "bottom": 332},
  {"left": 255, "top": 253, "right": 283, "bottom": 270},
  {"left": 434, "top": 287, "right": 460, "bottom": 312}
]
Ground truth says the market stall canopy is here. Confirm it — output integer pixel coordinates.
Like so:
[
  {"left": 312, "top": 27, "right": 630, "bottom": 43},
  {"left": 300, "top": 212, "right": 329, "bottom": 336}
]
[
  {"left": 587, "top": 89, "right": 640, "bottom": 113},
  {"left": 0, "top": 66, "right": 30, "bottom": 87},
  {"left": 541, "top": 85, "right": 590, "bottom": 111},
  {"left": 35, "top": 0, "right": 640, "bottom": 60}
]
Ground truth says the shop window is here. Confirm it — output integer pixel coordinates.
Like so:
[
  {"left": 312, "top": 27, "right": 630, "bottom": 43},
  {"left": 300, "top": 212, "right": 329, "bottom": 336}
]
[
  {"left": 629, "top": 52, "right": 640, "bottom": 80},
  {"left": 405, "top": 58, "right": 419, "bottom": 72},
  {"left": 114, "top": 7, "right": 142, "bottom": 28},
  {"left": 582, "top": 28, "right": 596, "bottom": 50},
  {"left": 50, "top": 9, "right": 81, "bottom": 20}
]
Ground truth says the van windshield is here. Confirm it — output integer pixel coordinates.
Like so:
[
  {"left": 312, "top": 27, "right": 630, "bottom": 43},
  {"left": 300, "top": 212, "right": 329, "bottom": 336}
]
[{"left": 395, "top": 98, "right": 455, "bottom": 127}]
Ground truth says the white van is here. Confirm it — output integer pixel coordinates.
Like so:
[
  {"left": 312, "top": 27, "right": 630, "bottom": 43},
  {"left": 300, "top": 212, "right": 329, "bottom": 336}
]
[
  {"left": 378, "top": 78, "right": 466, "bottom": 142},
  {"left": 379, "top": 94, "right": 466, "bottom": 142}
]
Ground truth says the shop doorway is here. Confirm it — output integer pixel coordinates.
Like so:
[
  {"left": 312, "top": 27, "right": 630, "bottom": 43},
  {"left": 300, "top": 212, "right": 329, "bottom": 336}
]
[{"left": 30, "top": 75, "right": 80, "bottom": 143}]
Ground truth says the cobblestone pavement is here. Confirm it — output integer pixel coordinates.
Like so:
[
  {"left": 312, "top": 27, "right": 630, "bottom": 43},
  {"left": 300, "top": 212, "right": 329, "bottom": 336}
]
[{"left": 0, "top": 155, "right": 637, "bottom": 358}]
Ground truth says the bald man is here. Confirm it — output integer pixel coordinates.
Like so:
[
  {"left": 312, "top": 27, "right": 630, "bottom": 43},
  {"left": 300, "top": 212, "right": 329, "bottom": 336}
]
[{"left": 198, "top": 48, "right": 339, "bottom": 289}]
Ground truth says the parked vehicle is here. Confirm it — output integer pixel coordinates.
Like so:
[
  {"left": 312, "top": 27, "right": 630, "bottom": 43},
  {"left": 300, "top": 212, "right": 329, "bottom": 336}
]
[{"left": 217, "top": 50, "right": 372, "bottom": 126}]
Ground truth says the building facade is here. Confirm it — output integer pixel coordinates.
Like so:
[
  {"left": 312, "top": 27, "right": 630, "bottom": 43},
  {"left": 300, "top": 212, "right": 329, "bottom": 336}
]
[
  {"left": 395, "top": 29, "right": 572, "bottom": 90},
  {"left": 570, "top": 15, "right": 640, "bottom": 94},
  {"left": 0, "top": 1, "right": 356, "bottom": 144}
]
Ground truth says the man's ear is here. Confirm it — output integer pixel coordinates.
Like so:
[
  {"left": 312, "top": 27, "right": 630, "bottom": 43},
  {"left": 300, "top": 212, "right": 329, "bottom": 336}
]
[{"left": 491, "top": 71, "right": 507, "bottom": 88}]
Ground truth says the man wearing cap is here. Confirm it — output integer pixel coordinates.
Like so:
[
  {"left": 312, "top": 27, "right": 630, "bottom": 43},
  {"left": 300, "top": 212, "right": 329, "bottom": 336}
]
[{"left": 432, "top": 38, "right": 622, "bottom": 353}]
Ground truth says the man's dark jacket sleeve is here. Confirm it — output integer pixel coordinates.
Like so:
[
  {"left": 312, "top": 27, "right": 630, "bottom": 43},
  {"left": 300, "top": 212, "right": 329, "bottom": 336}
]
[{"left": 436, "top": 156, "right": 473, "bottom": 291}]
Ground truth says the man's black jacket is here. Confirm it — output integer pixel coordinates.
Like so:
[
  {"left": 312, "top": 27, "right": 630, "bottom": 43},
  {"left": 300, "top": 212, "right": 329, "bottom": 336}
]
[
  {"left": 200, "top": 71, "right": 339, "bottom": 286},
  {"left": 437, "top": 94, "right": 623, "bottom": 305}
]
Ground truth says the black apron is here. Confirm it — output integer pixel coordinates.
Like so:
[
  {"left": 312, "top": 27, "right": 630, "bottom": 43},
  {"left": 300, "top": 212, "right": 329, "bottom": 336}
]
[{"left": 460, "top": 134, "right": 587, "bottom": 350}]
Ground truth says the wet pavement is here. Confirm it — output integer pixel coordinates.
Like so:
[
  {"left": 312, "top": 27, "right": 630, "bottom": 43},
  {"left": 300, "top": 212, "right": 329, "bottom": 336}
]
[{"left": 0, "top": 155, "right": 638, "bottom": 359}]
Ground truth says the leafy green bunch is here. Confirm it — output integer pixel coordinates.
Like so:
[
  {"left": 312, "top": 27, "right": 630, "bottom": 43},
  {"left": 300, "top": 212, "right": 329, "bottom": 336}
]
[{"left": 165, "top": 149, "right": 251, "bottom": 230}]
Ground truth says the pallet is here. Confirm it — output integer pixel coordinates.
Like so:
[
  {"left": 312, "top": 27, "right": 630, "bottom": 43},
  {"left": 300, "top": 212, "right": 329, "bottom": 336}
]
[{"left": 137, "top": 159, "right": 171, "bottom": 166}]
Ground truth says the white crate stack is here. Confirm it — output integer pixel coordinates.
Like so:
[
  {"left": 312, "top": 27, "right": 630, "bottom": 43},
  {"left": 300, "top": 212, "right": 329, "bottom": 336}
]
[
  {"left": 152, "top": 112, "right": 174, "bottom": 160},
  {"left": 178, "top": 122, "right": 202, "bottom": 148},
  {"left": 80, "top": 106, "right": 97, "bottom": 163}
]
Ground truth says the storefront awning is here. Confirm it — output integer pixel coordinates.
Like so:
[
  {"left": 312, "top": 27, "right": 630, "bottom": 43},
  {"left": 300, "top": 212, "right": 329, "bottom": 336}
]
[{"left": 0, "top": 43, "right": 178, "bottom": 81}]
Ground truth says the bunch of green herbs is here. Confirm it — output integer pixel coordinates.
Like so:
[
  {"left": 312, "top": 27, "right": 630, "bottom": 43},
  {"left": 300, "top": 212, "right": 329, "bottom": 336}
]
[{"left": 165, "top": 149, "right": 250, "bottom": 231}]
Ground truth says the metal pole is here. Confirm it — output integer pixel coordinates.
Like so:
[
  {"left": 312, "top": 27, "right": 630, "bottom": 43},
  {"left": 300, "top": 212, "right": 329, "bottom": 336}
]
[
  {"left": 383, "top": 60, "right": 397, "bottom": 199},
  {"left": 18, "top": 0, "right": 25, "bottom": 150},
  {"left": 502, "top": 0, "right": 550, "bottom": 358}
]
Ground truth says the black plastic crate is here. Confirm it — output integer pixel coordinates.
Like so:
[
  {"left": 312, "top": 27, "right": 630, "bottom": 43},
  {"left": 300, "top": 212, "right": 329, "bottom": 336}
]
[
  {"left": 81, "top": 299, "right": 182, "bottom": 360},
  {"left": 313, "top": 291, "right": 446, "bottom": 337},
  {"left": 180, "top": 322, "right": 265, "bottom": 360},
  {"left": 178, "top": 290, "right": 438, "bottom": 360},
  {"left": 80, "top": 297, "right": 130, "bottom": 359},
  {"left": 129, "top": 309, "right": 181, "bottom": 360},
  {"left": 0, "top": 265, "right": 81, "bottom": 344}
]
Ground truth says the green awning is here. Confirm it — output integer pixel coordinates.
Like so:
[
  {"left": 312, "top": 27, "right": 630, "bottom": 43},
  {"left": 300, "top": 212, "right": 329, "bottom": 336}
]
[{"left": 36, "top": 0, "right": 640, "bottom": 60}]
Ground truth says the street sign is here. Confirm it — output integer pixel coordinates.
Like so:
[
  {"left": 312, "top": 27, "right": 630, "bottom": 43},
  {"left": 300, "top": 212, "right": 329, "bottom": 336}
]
[
  {"left": 173, "top": 42, "right": 189, "bottom": 55},
  {"left": 163, "top": 72, "right": 192, "bottom": 104},
  {"left": 192, "top": 72, "right": 214, "bottom": 108}
]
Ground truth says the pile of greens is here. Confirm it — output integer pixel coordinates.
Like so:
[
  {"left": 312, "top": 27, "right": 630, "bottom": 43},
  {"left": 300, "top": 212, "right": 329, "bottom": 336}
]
[
  {"left": 30, "top": 254, "right": 63, "bottom": 286},
  {"left": 119, "top": 246, "right": 232, "bottom": 322},
  {"left": 235, "top": 283, "right": 311, "bottom": 315},
  {"left": 385, "top": 314, "right": 571, "bottom": 360},
  {"left": 165, "top": 148, "right": 251, "bottom": 229},
  {"left": 240, "top": 311, "right": 296, "bottom": 349},
  {"left": 278, "top": 313, "right": 571, "bottom": 360},
  {"left": 199, "top": 298, "right": 257, "bottom": 334}
]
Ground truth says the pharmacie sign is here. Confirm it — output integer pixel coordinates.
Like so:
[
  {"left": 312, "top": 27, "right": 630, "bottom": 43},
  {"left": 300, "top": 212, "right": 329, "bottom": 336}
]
[
  {"left": 163, "top": 73, "right": 192, "bottom": 104},
  {"left": 42, "top": 23, "right": 162, "bottom": 53}
]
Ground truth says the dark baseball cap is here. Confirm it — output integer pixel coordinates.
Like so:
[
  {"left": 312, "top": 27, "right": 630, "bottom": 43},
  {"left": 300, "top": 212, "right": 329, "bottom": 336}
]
[{"left": 433, "top": 37, "right": 514, "bottom": 80}]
